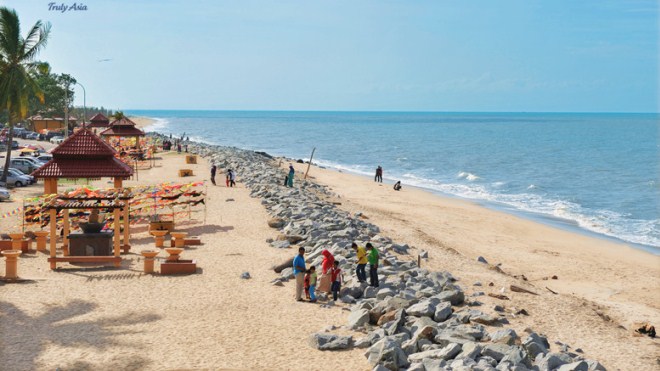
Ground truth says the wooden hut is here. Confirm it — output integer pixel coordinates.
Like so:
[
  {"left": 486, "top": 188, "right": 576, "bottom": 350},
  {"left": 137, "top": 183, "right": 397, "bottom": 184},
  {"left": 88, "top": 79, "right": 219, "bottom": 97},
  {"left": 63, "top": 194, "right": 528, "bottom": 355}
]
[
  {"left": 99, "top": 117, "right": 145, "bottom": 148},
  {"left": 31, "top": 128, "right": 135, "bottom": 269},
  {"left": 86, "top": 113, "right": 111, "bottom": 129}
]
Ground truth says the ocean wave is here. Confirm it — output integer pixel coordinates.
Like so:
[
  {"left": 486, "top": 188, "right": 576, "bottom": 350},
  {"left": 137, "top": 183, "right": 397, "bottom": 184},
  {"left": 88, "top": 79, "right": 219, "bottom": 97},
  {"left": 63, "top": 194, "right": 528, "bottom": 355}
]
[
  {"left": 143, "top": 117, "right": 170, "bottom": 132},
  {"left": 527, "top": 184, "right": 538, "bottom": 190},
  {"left": 458, "top": 171, "right": 480, "bottom": 181}
]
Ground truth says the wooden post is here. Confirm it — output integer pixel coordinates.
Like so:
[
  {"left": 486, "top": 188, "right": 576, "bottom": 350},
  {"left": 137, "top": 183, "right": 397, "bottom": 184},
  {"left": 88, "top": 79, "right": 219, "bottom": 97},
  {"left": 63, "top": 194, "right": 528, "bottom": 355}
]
[
  {"left": 304, "top": 147, "right": 316, "bottom": 180},
  {"left": 113, "top": 208, "right": 121, "bottom": 267},
  {"left": 123, "top": 205, "right": 130, "bottom": 250},
  {"left": 62, "top": 209, "right": 70, "bottom": 256},
  {"left": 417, "top": 254, "right": 421, "bottom": 268},
  {"left": 49, "top": 209, "right": 57, "bottom": 269},
  {"left": 114, "top": 177, "right": 123, "bottom": 189}
]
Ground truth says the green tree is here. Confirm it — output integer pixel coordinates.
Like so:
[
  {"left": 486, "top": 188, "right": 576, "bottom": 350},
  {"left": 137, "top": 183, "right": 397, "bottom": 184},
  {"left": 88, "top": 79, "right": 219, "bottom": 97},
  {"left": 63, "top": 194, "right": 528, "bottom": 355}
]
[
  {"left": 28, "top": 65, "right": 75, "bottom": 117},
  {"left": 0, "top": 7, "right": 50, "bottom": 183}
]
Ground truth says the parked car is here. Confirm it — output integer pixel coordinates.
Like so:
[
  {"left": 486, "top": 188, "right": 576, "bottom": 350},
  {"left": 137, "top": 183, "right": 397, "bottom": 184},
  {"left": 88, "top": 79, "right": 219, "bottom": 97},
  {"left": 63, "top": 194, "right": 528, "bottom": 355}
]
[
  {"left": 20, "top": 131, "right": 36, "bottom": 139},
  {"left": 36, "top": 154, "right": 53, "bottom": 163},
  {"left": 45, "top": 131, "right": 63, "bottom": 140},
  {"left": 4, "top": 157, "right": 38, "bottom": 174},
  {"left": 8, "top": 168, "right": 35, "bottom": 185},
  {"left": 0, "top": 186, "right": 9, "bottom": 201},
  {"left": 0, "top": 169, "right": 31, "bottom": 187},
  {"left": 18, "top": 156, "right": 45, "bottom": 169},
  {"left": 27, "top": 132, "right": 40, "bottom": 140},
  {"left": 50, "top": 136, "right": 64, "bottom": 144}
]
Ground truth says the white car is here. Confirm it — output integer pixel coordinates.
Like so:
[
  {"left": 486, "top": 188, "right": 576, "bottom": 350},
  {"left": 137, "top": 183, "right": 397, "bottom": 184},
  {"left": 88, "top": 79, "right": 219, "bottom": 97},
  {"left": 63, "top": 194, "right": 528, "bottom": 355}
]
[
  {"left": 36, "top": 154, "right": 53, "bottom": 163},
  {"left": 50, "top": 136, "right": 64, "bottom": 144},
  {"left": 0, "top": 187, "right": 9, "bottom": 201}
]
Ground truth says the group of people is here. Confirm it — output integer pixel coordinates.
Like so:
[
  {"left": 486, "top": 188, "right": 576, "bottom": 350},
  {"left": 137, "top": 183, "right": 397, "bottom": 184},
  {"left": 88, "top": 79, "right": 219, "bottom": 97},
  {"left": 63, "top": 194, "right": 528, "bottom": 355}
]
[
  {"left": 210, "top": 164, "right": 236, "bottom": 187},
  {"left": 293, "top": 242, "right": 379, "bottom": 303},
  {"left": 374, "top": 165, "right": 403, "bottom": 191}
]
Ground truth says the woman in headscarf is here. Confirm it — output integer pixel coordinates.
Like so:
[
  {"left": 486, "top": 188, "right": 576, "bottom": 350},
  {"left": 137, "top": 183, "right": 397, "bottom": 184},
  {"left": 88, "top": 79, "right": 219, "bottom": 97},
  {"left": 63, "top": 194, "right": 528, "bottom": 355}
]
[{"left": 318, "top": 249, "right": 335, "bottom": 293}]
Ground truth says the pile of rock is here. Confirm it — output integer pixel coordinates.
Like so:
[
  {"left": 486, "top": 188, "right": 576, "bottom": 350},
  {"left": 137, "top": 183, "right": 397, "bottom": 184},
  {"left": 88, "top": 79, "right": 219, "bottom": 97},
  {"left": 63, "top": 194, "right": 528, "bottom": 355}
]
[{"left": 152, "top": 134, "right": 606, "bottom": 371}]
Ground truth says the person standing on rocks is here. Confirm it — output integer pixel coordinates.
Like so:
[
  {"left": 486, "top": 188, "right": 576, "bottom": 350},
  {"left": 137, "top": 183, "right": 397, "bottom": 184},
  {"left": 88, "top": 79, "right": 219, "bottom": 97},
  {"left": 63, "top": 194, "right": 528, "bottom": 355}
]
[
  {"left": 308, "top": 266, "right": 318, "bottom": 303},
  {"left": 210, "top": 164, "right": 217, "bottom": 186},
  {"left": 287, "top": 164, "right": 295, "bottom": 187},
  {"left": 293, "top": 247, "right": 306, "bottom": 302},
  {"left": 352, "top": 242, "right": 367, "bottom": 282},
  {"left": 375, "top": 166, "right": 383, "bottom": 183},
  {"left": 318, "top": 249, "right": 335, "bottom": 293},
  {"left": 367, "top": 243, "right": 379, "bottom": 287},
  {"left": 330, "top": 261, "right": 343, "bottom": 301}
]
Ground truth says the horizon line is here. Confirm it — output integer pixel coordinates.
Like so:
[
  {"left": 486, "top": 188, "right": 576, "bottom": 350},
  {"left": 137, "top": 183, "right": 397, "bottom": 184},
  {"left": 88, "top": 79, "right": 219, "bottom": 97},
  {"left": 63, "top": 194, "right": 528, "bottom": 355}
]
[{"left": 119, "top": 109, "right": 660, "bottom": 115}]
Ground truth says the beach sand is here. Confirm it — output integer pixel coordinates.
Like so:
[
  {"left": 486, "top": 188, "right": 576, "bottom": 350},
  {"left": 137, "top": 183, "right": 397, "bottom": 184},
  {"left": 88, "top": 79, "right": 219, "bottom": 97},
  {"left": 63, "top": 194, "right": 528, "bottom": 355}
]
[
  {"left": 1, "top": 123, "right": 658, "bottom": 370},
  {"left": 288, "top": 161, "right": 660, "bottom": 370}
]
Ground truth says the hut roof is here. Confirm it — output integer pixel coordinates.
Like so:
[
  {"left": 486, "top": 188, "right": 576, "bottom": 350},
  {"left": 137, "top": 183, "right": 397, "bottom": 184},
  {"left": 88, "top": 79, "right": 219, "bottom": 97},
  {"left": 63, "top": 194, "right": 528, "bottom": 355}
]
[
  {"left": 32, "top": 128, "right": 133, "bottom": 179},
  {"left": 100, "top": 117, "right": 145, "bottom": 137},
  {"left": 87, "top": 113, "right": 111, "bottom": 128}
]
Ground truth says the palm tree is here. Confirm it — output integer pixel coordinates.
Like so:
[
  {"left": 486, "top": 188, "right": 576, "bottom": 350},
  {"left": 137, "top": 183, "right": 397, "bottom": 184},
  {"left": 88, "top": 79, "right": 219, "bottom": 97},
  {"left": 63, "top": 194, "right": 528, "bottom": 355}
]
[
  {"left": 0, "top": 7, "right": 50, "bottom": 183},
  {"left": 112, "top": 111, "right": 126, "bottom": 121}
]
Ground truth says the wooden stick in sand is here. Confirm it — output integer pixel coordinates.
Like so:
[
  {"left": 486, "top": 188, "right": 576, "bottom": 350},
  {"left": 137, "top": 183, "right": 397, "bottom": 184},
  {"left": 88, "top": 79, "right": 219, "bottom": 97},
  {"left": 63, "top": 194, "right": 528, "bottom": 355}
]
[{"left": 304, "top": 147, "right": 316, "bottom": 180}]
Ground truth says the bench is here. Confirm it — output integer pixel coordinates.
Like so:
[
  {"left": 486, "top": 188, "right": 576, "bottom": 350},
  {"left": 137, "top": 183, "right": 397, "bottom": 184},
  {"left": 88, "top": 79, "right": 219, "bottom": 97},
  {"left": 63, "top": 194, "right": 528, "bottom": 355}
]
[
  {"left": 179, "top": 169, "right": 194, "bottom": 177},
  {"left": 48, "top": 256, "right": 122, "bottom": 269}
]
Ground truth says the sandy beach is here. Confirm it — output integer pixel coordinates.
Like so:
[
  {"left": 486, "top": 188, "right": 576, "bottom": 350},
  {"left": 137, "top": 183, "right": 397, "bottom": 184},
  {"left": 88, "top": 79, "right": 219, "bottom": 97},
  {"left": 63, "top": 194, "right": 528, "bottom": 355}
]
[{"left": 0, "top": 119, "right": 658, "bottom": 370}]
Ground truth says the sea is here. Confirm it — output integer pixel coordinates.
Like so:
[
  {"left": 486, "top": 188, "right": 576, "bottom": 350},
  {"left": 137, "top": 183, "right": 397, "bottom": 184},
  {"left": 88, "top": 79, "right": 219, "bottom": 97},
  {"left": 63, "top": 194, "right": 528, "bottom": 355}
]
[{"left": 126, "top": 110, "right": 660, "bottom": 254}]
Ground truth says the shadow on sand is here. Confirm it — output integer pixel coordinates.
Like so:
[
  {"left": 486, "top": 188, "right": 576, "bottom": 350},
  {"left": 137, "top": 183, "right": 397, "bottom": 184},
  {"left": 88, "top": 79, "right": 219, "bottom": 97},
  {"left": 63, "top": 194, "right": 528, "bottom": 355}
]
[{"left": 0, "top": 299, "right": 161, "bottom": 370}]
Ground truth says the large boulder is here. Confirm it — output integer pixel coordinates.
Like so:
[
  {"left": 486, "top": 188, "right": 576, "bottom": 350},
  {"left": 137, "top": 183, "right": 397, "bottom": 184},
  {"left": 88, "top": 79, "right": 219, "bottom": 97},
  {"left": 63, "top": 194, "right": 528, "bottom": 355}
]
[
  {"left": 433, "top": 289, "right": 465, "bottom": 305},
  {"left": 456, "top": 341, "right": 482, "bottom": 360},
  {"left": 407, "top": 343, "right": 462, "bottom": 363},
  {"left": 365, "top": 338, "right": 410, "bottom": 370},
  {"left": 268, "top": 218, "right": 285, "bottom": 228},
  {"left": 556, "top": 361, "right": 589, "bottom": 371},
  {"left": 406, "top": 300, "right": 436, "bottom": 317},
  {"left": 490, "top": 328, "right": 519, "bottom": 345},
  {"left": 522, "top": 332, "right": 549, "bottom": 359},
  {"left": 308, "top": 333, "right": 353, "bottom": 351},
  {"left": 481, "top": 343, "right": 514, "bottom": 362},
  {"left": 433, "top": 301, "right": 452, "bottom": 322},
  {"left": 348, "top": 308, "right": 371, "bottom": 329}
]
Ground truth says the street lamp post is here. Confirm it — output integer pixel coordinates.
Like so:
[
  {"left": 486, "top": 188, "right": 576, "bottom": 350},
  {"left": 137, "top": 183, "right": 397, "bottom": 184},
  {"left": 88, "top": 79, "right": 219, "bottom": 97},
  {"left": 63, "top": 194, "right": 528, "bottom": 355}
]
[{"left": 76, "top": 82, "right": 86, "bottom": 128}]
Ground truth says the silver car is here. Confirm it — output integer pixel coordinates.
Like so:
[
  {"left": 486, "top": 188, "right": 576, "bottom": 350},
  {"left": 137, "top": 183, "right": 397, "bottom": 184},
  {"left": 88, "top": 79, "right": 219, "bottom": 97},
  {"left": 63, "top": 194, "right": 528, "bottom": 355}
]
[
  {"left": 0, "top": 187, "right": 9, "bottom": 201},
  {"left": 0, "top": 169, "right": 31, "bottom": 187},
  {"left": 9, "top": 168, "right": 35, "bottom": 184}
]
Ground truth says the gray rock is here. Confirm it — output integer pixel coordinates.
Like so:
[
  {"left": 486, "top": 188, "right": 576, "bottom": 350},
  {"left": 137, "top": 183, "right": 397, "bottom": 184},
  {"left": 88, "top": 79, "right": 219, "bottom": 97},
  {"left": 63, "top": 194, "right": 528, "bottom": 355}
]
[
  {"left": 383, "top": 309, "right": 407, "bottom": 336},
  {"left": 280, "top": 267, "right": 294, "bottom": 279},
  {"left": 308, "top": 333, "right": 353, "bottom": 350},
  {"left": 433, "top": 301, "right": 452, "bottom": 322},
  {"left": 456, "top": 341, "right": 482, "bottom": 360},
  {"left": 477, "top": 256, "right": 488, "bottom": 264},
  {"left": 422, "top": 358, "right": 448, "bottom": 371},
  {"left": 376, "top": 287, "right": 396, "bottom": 300},
  {"left": 584, "top": 359, "right": 606, "bottom": 371},
  {"left": 433, "top": 289, "right": 465, "bottom": 305},
  {"left": 240, "top": 272, "right": 251, "bottom": 279},
  {"left": 481, "top": 343, "right": 514, "bottom": 362},
  {"left": 501, "top": 346, "right": 531, "bottom": 368},
  {"left": 355, "top": 337, "right": 371, "bottom": 349},
  {"left": 271, "top": 240, "right": 290, "bottom": 249},
  {"left": 407, "top": 343, "right": 462, "bottom": 362},
  {"left": 406, "top": 363, "right": 425, "bottom": 371},
  {"left": 536, "top": 352, "right": 572, "bottom": 371},
  {"left": 490, "top": 329, "right": 518, "bottom": 345},
  {"left": 419, "top": 250, "right": 429, "bottom": 258},
  {"left": 268, "top": 218, "right": 285, "bottom": 228},
  {"left": 364, "top": 286, "right": 378, "bottom": 299},
  {"left": 341, "top": 294, "right": 356, "bottom": 304},
  {"left": 522, "top": 332, "right": 549, "bottom": 359},
  {"left": 407, "top": 300, "right": 436, "bottom": 317},
  {"left": 348, "top": 308, "right": 370, "bottom": 329},
  {"left": 556, "top": 361, "right": 589, "bottom": 371},
  {"left": 365, "top": 337, "right": 410, "bottom": 370}
]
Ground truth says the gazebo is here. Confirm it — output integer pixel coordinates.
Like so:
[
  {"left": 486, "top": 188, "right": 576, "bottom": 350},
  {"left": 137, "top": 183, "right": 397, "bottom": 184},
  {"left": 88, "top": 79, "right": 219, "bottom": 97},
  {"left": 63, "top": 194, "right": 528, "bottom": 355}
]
[
  {"left": 99, "top": 117, "right": 146, "bottom": 149},
  {"left": 86, "top": 113, "right": 111, "bottom": 129},
  {"left": 31, "top": 128, "right": 135, "bottom": 269}
]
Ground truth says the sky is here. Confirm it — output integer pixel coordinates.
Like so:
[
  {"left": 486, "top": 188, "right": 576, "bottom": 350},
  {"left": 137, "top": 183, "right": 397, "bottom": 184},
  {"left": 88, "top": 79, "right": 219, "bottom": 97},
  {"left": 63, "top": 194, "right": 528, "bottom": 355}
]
[{"left": 5, "top": 0, "right": 659, "bottom": 112}]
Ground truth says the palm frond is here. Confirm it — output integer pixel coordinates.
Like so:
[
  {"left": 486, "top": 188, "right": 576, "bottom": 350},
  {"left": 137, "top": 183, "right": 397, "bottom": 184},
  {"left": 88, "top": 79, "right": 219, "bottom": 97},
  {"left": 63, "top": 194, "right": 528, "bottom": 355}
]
[{"left": 21, "top": 22, "right": 50, "bottom": 61}]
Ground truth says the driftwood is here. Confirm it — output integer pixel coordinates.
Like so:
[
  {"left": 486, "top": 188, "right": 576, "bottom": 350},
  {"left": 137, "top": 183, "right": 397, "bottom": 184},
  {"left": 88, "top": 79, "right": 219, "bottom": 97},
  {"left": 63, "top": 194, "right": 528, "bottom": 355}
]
[
  {"left": 510, "top": 285, "right": 538, "bottom": 295},
  {"left": 272, "top": 257, "right": 294, "bottom": 273},
  {"left": 545, "top": 286, "right": 558, "bottom": 295},
  {"left": 488, "top": 293, "right": 510, "bottom": 300}
]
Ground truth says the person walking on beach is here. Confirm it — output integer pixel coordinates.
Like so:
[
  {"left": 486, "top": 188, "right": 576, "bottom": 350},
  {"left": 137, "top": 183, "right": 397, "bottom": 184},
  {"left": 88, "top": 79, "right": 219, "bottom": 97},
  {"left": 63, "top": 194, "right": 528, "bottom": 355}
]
[
  {"left": 177, "top": 143, "right": 181, "bottom": 153},
  {"left": 308, "top": 266, "right": 318, "bottom": 303},
  {"left": 366, "top": 243, "right": 379, "bottom": 287},
  {"left": 210, "top": 164, "right": 217, "bottom": 186},
  {"left": 318, "top": 249, "right": 335, "bottom": 293},
  {"left": 287, "top": 164, "right": 295, "bottom": 187},
  {"left": 375, "top": 166, "right": 383, "bottom": 183},
  {"left": 293, "top": 247, "right": 306, "bottom": 301},
  {"left": 330, "top": 261, "right": 343, "bottom": 301},
  {"left": 228, "top": 169, "right": 236, "bottom": 187},
  {"left": 352, "top": 242, "right": 367, "bottom": 282}
]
